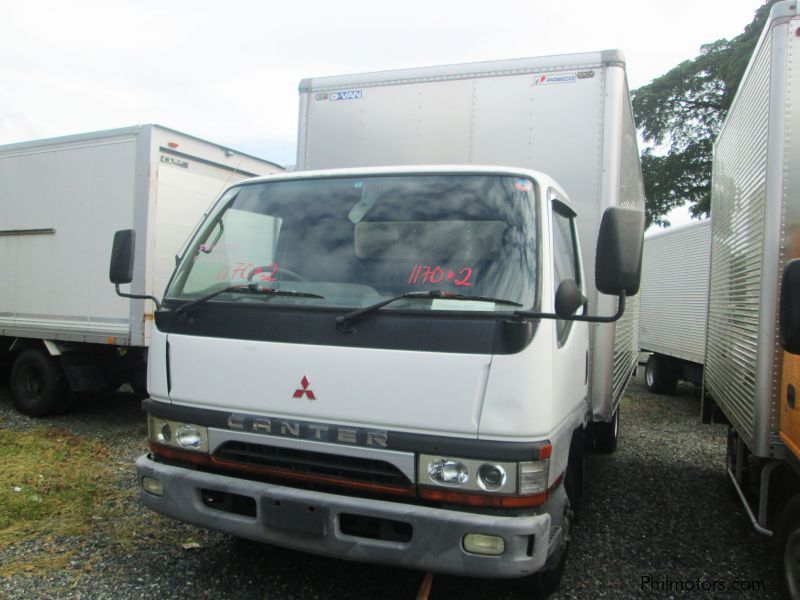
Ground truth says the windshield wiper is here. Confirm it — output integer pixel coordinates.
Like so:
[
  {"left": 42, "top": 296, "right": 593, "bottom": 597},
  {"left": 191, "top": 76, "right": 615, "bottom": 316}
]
[
  {"left": 336, "top": 290, "right": 522, "bottom": 330},
  {"left": 171, "top": 284, "right": 324, "bottom": 320}
]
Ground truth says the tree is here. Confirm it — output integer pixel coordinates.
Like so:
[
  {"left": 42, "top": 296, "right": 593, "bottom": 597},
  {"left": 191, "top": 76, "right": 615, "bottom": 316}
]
[{"left": 632, "top": 0, "right": 779, "bottom": 228}]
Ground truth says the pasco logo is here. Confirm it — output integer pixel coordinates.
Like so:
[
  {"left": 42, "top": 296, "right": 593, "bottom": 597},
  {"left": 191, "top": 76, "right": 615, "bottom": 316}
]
[
  {"left": 533, "top": 73, "right": 577, "bottom": 86},
  {"left": 329, "top": 89, "right": 363, "bottom": 101}
]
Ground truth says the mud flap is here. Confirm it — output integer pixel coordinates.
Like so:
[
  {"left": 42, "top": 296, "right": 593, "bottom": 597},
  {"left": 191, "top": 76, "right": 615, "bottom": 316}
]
[{"left": 60, "top": 353, "right": 107, "bottom": 392}]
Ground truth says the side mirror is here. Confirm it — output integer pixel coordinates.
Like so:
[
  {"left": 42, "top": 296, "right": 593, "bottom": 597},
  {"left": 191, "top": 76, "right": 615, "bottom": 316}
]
[
  {"left": 780, "top": 259, "right": 800, "bottom": 355},
  {"left": 109, "top": 229, "right": 135, "bottom": 284},
  {"left": 595, "top": 207, "right": 645, "bottom": 296},
  {"left": 555, "top": 279, "right": 586, "bottom": 319}
]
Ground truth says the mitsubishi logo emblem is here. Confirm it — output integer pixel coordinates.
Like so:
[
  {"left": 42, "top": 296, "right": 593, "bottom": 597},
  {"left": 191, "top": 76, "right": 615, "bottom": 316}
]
[{"left": 293, "top": 376, "right": 316, "bottom": 400}]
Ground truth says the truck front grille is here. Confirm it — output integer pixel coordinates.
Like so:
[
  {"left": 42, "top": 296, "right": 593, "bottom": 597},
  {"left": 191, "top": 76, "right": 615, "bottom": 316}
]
[{"left": 212, "top": 441, "right": 412, "bottom": 488}]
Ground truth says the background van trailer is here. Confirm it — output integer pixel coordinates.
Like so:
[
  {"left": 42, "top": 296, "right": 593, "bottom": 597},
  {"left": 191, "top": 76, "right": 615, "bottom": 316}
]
[
  {"left": 704, "top": 2, "right": 800, "bottom": 595},
  {"left": 639, "top": 220, "right": 710, "bottom": 393},
  {"left": 0, "top": 125, "right": 283, "bottom": 416},
  {"left": 296, "top": 51, "right": 644, "bottom": 442}
]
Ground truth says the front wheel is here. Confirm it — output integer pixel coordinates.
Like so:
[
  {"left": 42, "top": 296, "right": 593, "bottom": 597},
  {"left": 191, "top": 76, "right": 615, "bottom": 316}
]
[
  {"left": 644, "top": 354, "right": 678, "bottom": 395},
  {"left": 512, "top": 506, "right": 570, "bottom": 599},
  {"left": 10, "top": 349, "right": 69, "bottom": 417},
  {"left": 591, "top": 407, "right": 619, "bottom": 454}
]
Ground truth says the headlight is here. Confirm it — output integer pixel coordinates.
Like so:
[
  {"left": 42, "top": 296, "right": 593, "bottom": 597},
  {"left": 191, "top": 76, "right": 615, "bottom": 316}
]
[
  {"left": 148, "top": 416, "right": 208, "bottom": 453},
  {"left": 419, "top": 455, "right": 518, "bottom": 494},
  {"left": 477, "top": 464, "right": 507, "bottom": 491},
  {"left": 428, "top": 458, "right": 469, "bottom": 486},
  {"left": 176, "top": 424, "right": 204, "bottom": 449},
  {"left": 159, "top": 422, "right": 172, "bottom": 443},
  {"left": 418, "top": 453, "right": 548, "bottom": 496}
]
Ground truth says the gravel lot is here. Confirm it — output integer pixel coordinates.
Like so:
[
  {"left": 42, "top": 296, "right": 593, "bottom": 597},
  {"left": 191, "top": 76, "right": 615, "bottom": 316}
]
[{"left": 0, "top": 374, "right": 783, "bottom": 599}]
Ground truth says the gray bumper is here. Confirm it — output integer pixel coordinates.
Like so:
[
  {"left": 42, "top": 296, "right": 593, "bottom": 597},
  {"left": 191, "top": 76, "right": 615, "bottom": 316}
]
[{"left": 136, "top": 454, "right": 553, "bottom": 578}]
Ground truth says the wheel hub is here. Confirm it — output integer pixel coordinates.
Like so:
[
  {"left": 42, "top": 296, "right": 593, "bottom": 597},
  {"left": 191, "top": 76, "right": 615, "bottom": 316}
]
[{"left": 21, "top": 366, "right": 43, "bottom": 399}]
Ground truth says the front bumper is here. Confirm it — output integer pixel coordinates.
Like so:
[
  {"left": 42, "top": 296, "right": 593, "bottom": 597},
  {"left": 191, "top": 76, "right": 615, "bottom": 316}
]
[{"left": 136, "top": 453, "right": 554, "bottom": 578}]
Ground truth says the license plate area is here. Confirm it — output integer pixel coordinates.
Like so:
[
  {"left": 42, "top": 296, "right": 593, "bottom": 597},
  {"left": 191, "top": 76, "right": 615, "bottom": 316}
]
[{"left": 262, "top": 497, "right": 326, "bottom": 536}]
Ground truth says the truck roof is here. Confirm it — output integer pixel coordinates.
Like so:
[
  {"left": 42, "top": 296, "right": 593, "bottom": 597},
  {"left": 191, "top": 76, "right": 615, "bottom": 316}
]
[
  {"left": 299, "top": 50, "right": 625, "bottom": 91},
  {"left": 0, "top": 124, "right": 284, "bottom": 170}
]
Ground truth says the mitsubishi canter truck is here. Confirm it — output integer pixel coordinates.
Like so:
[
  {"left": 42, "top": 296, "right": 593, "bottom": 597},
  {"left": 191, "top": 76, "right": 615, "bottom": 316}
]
[{"left": 117, "top": 51, "right": 645, "bottom": 594}]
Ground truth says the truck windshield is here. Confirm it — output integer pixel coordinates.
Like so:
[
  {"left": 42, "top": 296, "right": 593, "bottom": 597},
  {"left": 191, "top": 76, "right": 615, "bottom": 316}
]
[{"left": 165, "top": 174, "right": 538, "bottom": 312}]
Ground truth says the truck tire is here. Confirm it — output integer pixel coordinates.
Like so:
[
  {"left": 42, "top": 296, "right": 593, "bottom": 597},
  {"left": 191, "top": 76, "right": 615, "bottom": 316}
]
[
  {"left": 644, "top": 355, "right": 678, "bottom": 395},
  {"left": 524, "top": 551, "right": 568, "bottom": 599},
  {"left": 777, "top": 496, "right": 800, "bottom": 599},
  {"left": 591, "top": 407, "right": 619, "bottom": 454},
  {"left": 512, "top": 508, "right": 569, "bottom": 599},
  {"left": 10, "top": 349, "right": 68, "bottom": 417}
]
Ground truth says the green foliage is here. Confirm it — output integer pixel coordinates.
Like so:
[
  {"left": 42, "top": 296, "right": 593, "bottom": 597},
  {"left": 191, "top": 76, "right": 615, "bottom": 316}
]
[{"left": 632, "top": 1, "right": 779, "bottom": 227}]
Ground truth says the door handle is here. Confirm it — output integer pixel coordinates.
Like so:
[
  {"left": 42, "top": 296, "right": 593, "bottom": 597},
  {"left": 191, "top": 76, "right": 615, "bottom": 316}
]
[{"left": 789, "top": 384, "right": 796, "bottom": 410}]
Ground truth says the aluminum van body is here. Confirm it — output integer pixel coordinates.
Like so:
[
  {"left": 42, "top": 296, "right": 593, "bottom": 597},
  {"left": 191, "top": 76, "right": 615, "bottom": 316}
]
[
  {"left": 639, "top": 220, "right": 711, "bottom": 393},
  {"left": 0, "top": 125, "right": 283, "bottom": 414}
]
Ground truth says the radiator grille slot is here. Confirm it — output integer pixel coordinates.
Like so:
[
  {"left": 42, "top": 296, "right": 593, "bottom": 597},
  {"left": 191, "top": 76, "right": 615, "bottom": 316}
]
[{"left": 214, "top": 441, "right": 411, "bottom": 487}]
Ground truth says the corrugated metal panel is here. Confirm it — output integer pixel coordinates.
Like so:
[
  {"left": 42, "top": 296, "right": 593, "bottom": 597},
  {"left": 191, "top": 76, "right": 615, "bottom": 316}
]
[
  {"left": 612, "top": 292, "right": 639, "bottom": 402},
  {"left": 780, "top": 20, "right": 800, "bottom": 444},
  {"left": 706, "top": 31, "right": 772, "bottom": 448},
  {"left": 611, "top": 93, "right": 646, "bottom": 403},
  {"left": 640, "top": 221, "right": 711, "bottom": 364}
]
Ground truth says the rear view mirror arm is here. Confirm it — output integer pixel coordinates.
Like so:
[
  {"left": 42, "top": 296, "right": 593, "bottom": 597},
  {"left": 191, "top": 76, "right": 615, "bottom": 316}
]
[
  {"left": 114, "top": 284, "right": 162, "bottom": 311},
  {"left": 514, "top": 292, "right": 626, "bottom": 323}
]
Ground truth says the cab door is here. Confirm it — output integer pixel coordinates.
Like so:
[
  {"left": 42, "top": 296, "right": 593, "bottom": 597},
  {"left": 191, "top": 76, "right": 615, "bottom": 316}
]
[{"left": 550, "top": 194, "right": 589, "bottom": 410}]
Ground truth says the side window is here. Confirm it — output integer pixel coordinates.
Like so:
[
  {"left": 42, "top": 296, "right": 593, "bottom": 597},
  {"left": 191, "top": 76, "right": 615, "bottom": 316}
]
[
  {"left": 552, "top": 202, "right": 581, "bottom": 342},
  {"left": 182, "top": 208, "right": 283, "bottom": 294}
]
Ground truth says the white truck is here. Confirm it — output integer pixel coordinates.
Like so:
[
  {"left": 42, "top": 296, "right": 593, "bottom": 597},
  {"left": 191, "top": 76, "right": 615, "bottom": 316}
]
[
  {"left": 703, "top": 2, "right": 800, "bottom": 596},
  {"left": 123, "top": 52, "right": 644, "bottom": 594},
  {"left": 639, "top": 220, "right": 711, "bottom": 393},
  {"left": 0, "top": 125, "right": 283, "bottom": 416}
]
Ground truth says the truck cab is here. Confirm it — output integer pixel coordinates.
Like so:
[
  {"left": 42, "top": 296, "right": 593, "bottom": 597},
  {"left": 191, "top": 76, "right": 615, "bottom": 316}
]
[{"left": 113, "top": 165, "right": 642, "bottom": 592}]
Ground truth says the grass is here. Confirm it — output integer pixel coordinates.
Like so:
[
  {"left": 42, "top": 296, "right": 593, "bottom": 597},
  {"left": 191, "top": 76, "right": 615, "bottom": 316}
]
[{"left": 0, "top": 427, "right": 123, "bottom": 577}]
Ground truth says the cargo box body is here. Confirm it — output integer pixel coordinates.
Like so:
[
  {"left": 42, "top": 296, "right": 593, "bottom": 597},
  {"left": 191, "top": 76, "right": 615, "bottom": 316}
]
[
  {"left": 0, "top": 125, "right": 283, "bottom": 348},
  {"left": 640, "top": 220, "right": 711, "bottom": 365},
  {"left": 296, "top": 51, "right": 645, "bottom": 421},
  {"left": 706, "top": 2, "right": 800, "bottom": 458}
]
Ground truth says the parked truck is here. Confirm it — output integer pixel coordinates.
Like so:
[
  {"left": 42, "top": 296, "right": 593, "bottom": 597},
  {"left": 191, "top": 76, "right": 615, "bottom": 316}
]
[
  {"left": 0, "top": 125, "right": 283, "bottom": 416},
  {"left": 702, "top": 2, "right": 800, "bottom": 596},
  {"left": 123, "top": 52, "right": 644, "bottom": 594},
  {"left": 639, "top": 220, "right": 711, "bottom": 393}
]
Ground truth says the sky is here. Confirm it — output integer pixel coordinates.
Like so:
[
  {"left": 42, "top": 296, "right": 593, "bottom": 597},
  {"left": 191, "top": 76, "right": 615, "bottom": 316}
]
[{"left": 1, "top": 0, "right": 768, "bottom": 227}]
